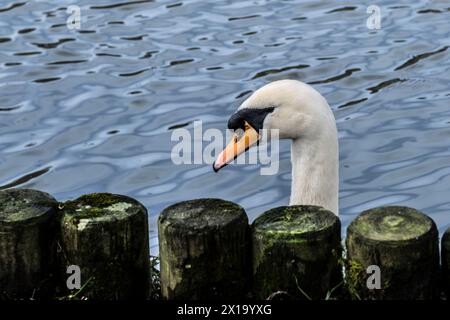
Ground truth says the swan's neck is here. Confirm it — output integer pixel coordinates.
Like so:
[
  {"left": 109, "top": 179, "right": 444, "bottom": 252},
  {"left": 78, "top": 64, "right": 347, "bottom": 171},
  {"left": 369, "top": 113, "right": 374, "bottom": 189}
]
[{"left": 290, "top": 133, "right": 339, "bottom": 215}]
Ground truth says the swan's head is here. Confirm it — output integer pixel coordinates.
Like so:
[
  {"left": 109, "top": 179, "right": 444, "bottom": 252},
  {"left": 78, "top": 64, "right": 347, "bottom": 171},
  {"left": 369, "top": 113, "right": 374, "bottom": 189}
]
[{"left": 213, "top": 79, "right": 335, "bottom": 172}]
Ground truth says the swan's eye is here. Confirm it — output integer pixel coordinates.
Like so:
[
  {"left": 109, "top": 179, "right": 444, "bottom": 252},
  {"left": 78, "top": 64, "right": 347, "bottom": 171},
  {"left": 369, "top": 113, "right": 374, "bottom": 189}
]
[{"left": 228, "top": 106, "right": 275, "bottom": 131}]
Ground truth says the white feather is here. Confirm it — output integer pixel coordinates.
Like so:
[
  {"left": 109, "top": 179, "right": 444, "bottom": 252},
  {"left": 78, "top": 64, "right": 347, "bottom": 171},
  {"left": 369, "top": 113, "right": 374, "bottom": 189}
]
[{"left": 242, "top": 80, "right": 339, "bottom": 215}]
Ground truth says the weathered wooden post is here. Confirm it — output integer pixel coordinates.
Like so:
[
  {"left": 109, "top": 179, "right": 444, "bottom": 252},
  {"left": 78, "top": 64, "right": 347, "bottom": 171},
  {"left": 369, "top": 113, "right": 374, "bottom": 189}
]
[
  {"left": 442, "top": 228, "right": 450, "bottom": 298},
  {"left": 346, "top": 206, "right": 439, "bottom": 300},
  {"left": 252, "top": 205, "right": 342, "bottom": 300},
  {"left": 58, "top": 193, "right": 149, "bottom": 299},
  {"left": 158, "top": 199, "right": 250, "bottom": 300},
  {"left": 0, "top": 188, "right": 58, "bottom": 299}
]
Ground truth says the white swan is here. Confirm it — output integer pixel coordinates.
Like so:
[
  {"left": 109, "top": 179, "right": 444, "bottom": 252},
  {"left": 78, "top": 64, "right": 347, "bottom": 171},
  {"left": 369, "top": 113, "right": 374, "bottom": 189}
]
[{"left": 213, "top": 80, "right": 339, "bottom": 215}]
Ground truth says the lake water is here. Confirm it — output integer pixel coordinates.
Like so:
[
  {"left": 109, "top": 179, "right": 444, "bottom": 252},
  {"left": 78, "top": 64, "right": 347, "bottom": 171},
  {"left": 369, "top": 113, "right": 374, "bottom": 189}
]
[{"left": 0, "top": 0, "right": 449, "bottom": 255}]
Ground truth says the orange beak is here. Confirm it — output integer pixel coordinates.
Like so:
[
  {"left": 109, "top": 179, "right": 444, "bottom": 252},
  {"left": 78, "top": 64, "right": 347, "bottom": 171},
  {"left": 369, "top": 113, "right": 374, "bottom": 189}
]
[{"left": 213, "top": 121, "right": 260, "bottom": 172}]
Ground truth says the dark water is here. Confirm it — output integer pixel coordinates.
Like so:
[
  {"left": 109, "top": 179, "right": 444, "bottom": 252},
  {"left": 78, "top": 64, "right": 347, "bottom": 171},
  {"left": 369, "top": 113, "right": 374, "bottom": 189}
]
[{"left": 1, "top": 0, "right": 450, "bottom": 255}]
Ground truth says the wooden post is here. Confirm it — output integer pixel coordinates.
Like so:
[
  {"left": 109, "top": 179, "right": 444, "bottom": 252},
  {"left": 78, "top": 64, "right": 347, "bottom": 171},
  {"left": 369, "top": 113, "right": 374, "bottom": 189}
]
[
  {"left": 251, "top": 205, "right": 342, "bottom": 300},
  {"left": 442, "top": 228, "right": 450, "bottom": 299},
  {"left": 158, "top": 198, "right": 250, "bottom": 300},
  {"left": 0, "top": 188, "right": 57, "bottom": 299},
  {"left": 58, "top": 193, "right": 149, "bottom": 299},
  {"left": 346, "top": 206, "right": 439, "bottom": 300}
]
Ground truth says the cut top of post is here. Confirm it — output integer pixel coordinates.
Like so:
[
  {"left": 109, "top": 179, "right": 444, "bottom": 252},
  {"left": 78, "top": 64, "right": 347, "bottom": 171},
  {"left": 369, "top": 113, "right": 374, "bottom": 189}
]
[
  {"left": 0, "top": 188, "right": 56, "bottom": 226},
  {"left": 158, "top": 198, "right": 247, "bottom": 232},
  {"left": 61, "top": 193, "right": 146, "bottom": 226},
  {"left": 348, "top": 206, "right": 435, "bottom": 242},
  {"left": 252, "top": 205, "right": 339, "bottom": 240}
]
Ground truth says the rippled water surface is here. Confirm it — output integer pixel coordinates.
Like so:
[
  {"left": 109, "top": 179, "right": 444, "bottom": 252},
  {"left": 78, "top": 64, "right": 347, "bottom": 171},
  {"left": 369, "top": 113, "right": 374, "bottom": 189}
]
[{"left": 1, "top": 0, "right": 450, "bottom": 254}]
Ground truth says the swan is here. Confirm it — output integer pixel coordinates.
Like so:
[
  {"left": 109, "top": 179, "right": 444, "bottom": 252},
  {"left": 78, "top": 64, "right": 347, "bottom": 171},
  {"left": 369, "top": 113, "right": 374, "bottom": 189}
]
[{"left": 213, "top": 79, "right": 339, "bottom": 215}]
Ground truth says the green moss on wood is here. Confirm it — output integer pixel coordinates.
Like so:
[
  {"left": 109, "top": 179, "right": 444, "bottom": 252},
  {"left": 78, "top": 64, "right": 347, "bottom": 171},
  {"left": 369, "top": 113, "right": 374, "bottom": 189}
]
[
  {"left": 158, "top": 198, "right": 250, "bottom": 299},
  {"left": 252, "top": 205, "right": 342, "bottom": 300},
  {"left": 61, "top": 193, "right": 138, "bottom": 224},
  {"left": 159, "top": 198, "right": 247, "bottom": 232},
  {"left": 253, "top": 205, "right": 337, "bottom": 237},
  {"left": 0, "top": 189, "right": 57, "bottom": 224},
  {"left": 346, "top": 206, "right": 439, "bottom": 299},
  {"left": 345, "top": 259, "right": 366, "bottom": 300},
  {"left": 349, "top": 206, "right": 433, "bottom": 242},
  {"left": 0, "top": 188, "right": 57, "bottom": 299},
  {"left": 58, "top": 193, "right": 149, "bottom": 299},
  {"left": 75, "top": 193, "right": 120, "bottom": 208}
]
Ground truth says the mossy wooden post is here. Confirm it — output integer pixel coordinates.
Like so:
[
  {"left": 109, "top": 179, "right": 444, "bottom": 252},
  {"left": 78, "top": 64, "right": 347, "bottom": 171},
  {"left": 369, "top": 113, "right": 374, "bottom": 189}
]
[
  {"left": 0, "top": 188, "right": 57, "bottom": 299},
  {"left": 346, "top": 206, "right": 439, "bottom": 300},
  {"left": 252, "top": 206, "right": 342, "bottom": 300},
  {"left": 158, "top": 199, "right": 249, "bottom": 300},
  {"left": 59, "top": 193, "right": 149, "bottom": 299},
  {"left": 442, "top": 228, "right": 450, "bottom": 298}
]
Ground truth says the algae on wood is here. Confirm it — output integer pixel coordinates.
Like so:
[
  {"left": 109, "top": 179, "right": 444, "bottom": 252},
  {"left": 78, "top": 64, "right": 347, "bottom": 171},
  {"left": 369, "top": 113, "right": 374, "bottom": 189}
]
[
  {"left": 158, "top": 198, "right": 250, "bottom": 300},
  {"left": 58, "top": 193, "right": 149, "bottom": 299},
  {"left": 346, "top": 206, "right": 439, "bottom": 300},
  {"left": 252, "top": 205, "right": 342, "bottom": 300},
  {"left": 0, "top": 188, "right": 58, "bottom": 299}
]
